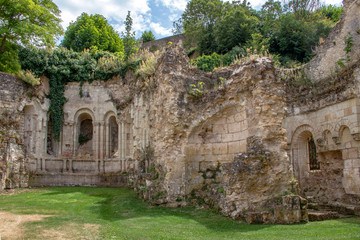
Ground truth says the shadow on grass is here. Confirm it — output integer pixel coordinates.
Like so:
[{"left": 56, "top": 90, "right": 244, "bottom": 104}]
[{"left": 40, "top": 186, "right": 272, "bottom": 234}]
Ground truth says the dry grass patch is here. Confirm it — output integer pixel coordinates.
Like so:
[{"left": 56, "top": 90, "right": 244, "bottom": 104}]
[{"left": 0, "top": 211, "right": 50, "bottom": 240}]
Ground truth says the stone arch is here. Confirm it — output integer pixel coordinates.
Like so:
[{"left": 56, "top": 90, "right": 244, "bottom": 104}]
[
  {"left": 74, "top": 109, "right": 95, "bottom": 157},
  {"left": 23, "top": 105, "right": 36, "bottom": 156},
  {"left": 334, "top": 119, "right": 357, "bottom": 137},
  {"left": 104, "top": 111, "right": 119, "bottom": 158},
  {"left": 46, "top": 112, "right": 58, "bottom": 156},
  {"left": 290, "top": 125, "right": 320, "bottom": 186}
]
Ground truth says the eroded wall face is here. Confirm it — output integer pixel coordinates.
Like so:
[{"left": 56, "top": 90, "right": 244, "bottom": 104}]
[
  {"left": 285, "top": 92, "right": 360, "bottom": 205},
  {"left": 185, "top": 106, "right": 248, "bottom": 194}
]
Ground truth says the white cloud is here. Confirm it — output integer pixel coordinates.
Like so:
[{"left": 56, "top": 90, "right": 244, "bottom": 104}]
[
  {"left": 156, "top": 0, "right": 188, "bottom": 12},
  {"left": 54, "top": 0, "right": 151, "bottom": 32},
  {"left": 150, "top": 22, "right": 172, "bottom": 36}
]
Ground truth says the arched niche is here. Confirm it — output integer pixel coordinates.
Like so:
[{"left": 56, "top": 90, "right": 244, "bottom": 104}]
[
  {"left": 46, "top": 113, "right": 58, "bottom": 157},
  {"left": 109, "top": 115, "right": 119, "bottom": 158},
  {"left": 76, "top": 112, "right": 94, "bottom": 157},
  {"left": 23, "top": 105, "right": 35, "bottom": 156}
]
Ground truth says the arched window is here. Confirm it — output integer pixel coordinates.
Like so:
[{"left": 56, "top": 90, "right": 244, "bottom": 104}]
[{"left": 308, "top": 136, "right": 320, "bottom": 170}]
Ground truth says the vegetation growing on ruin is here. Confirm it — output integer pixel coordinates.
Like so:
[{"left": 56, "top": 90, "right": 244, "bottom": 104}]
[
  {"left": 0, "top": 187, "right": 359, "bottom": 239},
  {"left": 180, "top": 0, "right": 342, "bottom": 69}
]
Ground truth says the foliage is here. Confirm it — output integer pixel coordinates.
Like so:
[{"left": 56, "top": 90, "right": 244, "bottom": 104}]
[
  {"left": 0, "top": 0, "right": 63, "bottom": 53},
  {"left": 191, "top": 53, "right": 222, "bottom": 72},
  {"left": 123, "top": 11, "right": 138, "bottom": 61},
  {"left": 284, "top": 0, "right": 321, "bottom": 20},
  {"left": 0, "top": 0, "right": 63, "bottom": 74},
  {"left": 17, "top": 69, "right": 40, "bottom": 86},
  {"left": 189, "top": 81, "right": 205, "bottom": 98},
  {"left": 141, "top": 30, "right": 156, "bottom": 43},
  {"left": 0, "top": 42, "right": 21, "bottom": 73},
  {"left": 181, "top": 0, "right": 224, "bottom": 49},
  {"left": 317, "top": 4, "right": 343, "bottom": 22},
  {"left": 135, "top": 50, "right": 161, "bottom": 79},
  {"left": 245, "top": 33, "right": 270, "bottom": 55},
  {"left": 215, "top": 5, "right": 259, "bottom": 54},
  {"left": 336, "top": 32, "right": 353, "bottom": 69},
  {"left": 269, "top": 13, "right": 334, "bottom": 63},
  {"left": 258, "top": 0, "right": 283, "bottom": 37},
  {"left": 18, "top": 47, "right": 126, "bottom": 140},
  {"left": 61, "top": 13, "right": 124, "bottom": 53}
]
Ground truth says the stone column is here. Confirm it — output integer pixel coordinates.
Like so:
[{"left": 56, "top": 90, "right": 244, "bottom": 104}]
[
  {"left": 105, "top": 123, "right": 109, "bottom": 159},
  {"left": 99, "top": 121, "right": 105, "bottom": 172},
  {"left": 94, "top": 122, "right": 100, "bottom": 173}
]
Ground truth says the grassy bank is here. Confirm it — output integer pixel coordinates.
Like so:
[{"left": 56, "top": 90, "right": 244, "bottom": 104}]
[{"left": 0, "top": 187, "right": 359, "bottom": 239}]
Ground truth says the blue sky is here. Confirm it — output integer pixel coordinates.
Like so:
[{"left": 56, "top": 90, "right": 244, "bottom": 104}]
[{"left": 53, "top": 0, "right": 343, "bottom": 40}]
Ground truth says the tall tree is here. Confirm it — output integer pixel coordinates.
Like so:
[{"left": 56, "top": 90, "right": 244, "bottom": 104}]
[
  {"left": 181, "top": 0, "right": 224, "bottom": 48},
  {"left": 61, "top": 13, "right": 123, "bottom": 53},
  {"left": 215, "top": 4, "right": 258, "bottom": 53},
  {"left": 0, "top": 0, "right": 63, "bottom": 73},
  {"left": 122, "top": 11, "right": 138, "bottom": 61}
]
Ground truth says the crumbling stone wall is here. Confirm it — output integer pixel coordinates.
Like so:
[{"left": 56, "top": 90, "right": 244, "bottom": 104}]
[
  {"left": 283, "top": 0, "right": 360, "bottom": 212},
  {"left": 305, "top": 0, "right": 360, "bottom": 82},
  {"left": 120, "top": 46, "right": 306, "bottom": 223},
  {"left": 0, "top": 73, "right": 28, "bottom": 190}
]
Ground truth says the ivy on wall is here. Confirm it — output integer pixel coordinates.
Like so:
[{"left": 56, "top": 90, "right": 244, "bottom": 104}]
[{"left": 18, "top": 47, "right": 130, "bottom": 140}]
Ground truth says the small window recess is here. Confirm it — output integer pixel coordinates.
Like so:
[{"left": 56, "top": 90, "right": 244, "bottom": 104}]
[{"left": 308, "top": 136, "right": 320, "bottom": 171}]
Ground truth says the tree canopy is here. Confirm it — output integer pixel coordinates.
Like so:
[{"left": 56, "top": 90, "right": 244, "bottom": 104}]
[
  {"left": 0, "top": 0, "right": 63, "bottom": 73},
  {"left": 61, "top": 13, "right": 123, "bottom": 53},
  {"left": 177, "top": 0, "right": 341, "bottom": 66}
]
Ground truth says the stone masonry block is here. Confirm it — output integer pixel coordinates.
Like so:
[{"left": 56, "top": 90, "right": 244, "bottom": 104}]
[
  {"left": 344, "top": 107, "right": 353, "bottom": 116},
  {"left": 213, "top": 124, "right": 228, "bottom": 134},
  {"left": 212, "top": 143, "right": 228, "bottom": 155},
  {"left": 344, "top": 160, "right": 353, "bottom": 169},
  {"left": 199, "top": 144, "right": 212, "bottom": 155},
  {"left": 228, "top": 141, "right": 242, "bottom": 154},
  {"left": 352, "top": 159, "right": 360, "bottom": 168},
  {"left": 228, "top": 122, "right": 241, "bottom": 133},
  {"left": 222, "top": 133, "right": 234, "bottom": 142},
  {"left": 348, "top": 148, "right": 359, "bottom": 159}
]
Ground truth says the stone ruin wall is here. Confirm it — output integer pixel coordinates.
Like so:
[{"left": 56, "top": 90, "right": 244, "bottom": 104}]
[
  {"left": 283, "top": 0, "right": 360, "bottom": 212},
  {"left": 0, "top": 72, "right": 29, "bottom": 190},
  {"left": 0, "top": 0, "right": 359, "bottom": 224},
  {"left": 306, "top": 0, "right": 360, "bottom": 82}
]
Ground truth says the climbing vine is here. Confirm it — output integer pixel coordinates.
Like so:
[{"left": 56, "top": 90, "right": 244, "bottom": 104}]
[{"left": 18, "top": 47, "right": 131, "bottom": 140}]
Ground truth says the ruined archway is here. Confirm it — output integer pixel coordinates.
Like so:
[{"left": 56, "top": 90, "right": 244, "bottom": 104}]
[
  {"left": 108, "top": 115, "right": 119, "bottom": 158},
  {"left": 76, "top": 112, "right": 94, "bottom": 157}
]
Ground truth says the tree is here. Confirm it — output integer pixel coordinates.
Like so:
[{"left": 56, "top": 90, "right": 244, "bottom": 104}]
[
  {"left": 0, "top": 0, "right": 63, "bottom": 73},
  {"left": 61, "top": 13, "right": 123, "bottom": 53},
  {"left": 269, "top": 13, "right": 333, "bottom": 63},
  {"left": 259, "top": 0, "right": 283, "bottom": 37},
  {"left": 122, "top": 11, "right": 138, "bottom": 61},
  {"left": 318, "top": 4, "right": 343, "bottom": 22},
  {"left": 215, "top": 5, "right": 258, "bottom": 53},
  {"left": 141, "top": 30, "right": 155, "bottom": 43},
  {"left": 181, "top": 0, "right": 224, "bottom": 48}
]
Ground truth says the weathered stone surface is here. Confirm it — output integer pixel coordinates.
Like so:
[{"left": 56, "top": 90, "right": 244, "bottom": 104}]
[{"left": 0, "top": 0, "right": 359, "bottom": 225}]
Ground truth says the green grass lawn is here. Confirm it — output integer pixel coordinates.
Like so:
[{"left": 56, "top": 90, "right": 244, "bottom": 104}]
[{"left": 0, "top": 187, "right": 359, "bottom": 240}]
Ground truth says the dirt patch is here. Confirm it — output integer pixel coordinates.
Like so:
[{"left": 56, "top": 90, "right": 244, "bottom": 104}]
[
  {"left": 0, "top": 211, "right": 100, "bottom": 240},
  {"left": 40, "top": 223, "right": 100, "bottom": 240},
  {"left": 0, "top": 211, "right": 50, "bottom": 240}
]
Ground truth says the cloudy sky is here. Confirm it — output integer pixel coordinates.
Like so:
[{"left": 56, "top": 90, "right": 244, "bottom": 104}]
[{"left": 53, "top": 0, "right": 343, "bottom": 40}]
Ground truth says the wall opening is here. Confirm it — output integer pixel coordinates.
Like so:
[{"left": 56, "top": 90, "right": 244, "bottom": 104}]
[
  {"left": 308, "top": 136, "right": 320, "bottom": 170},
  {"left": 46, "top": 114, "right": 57, "bottom": 156},
  {"left": 109, "top": 116, "right": 118, "bottom": 158},
  {"left": 77, "top": 113, "right": 93, "bottom": 157}
]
